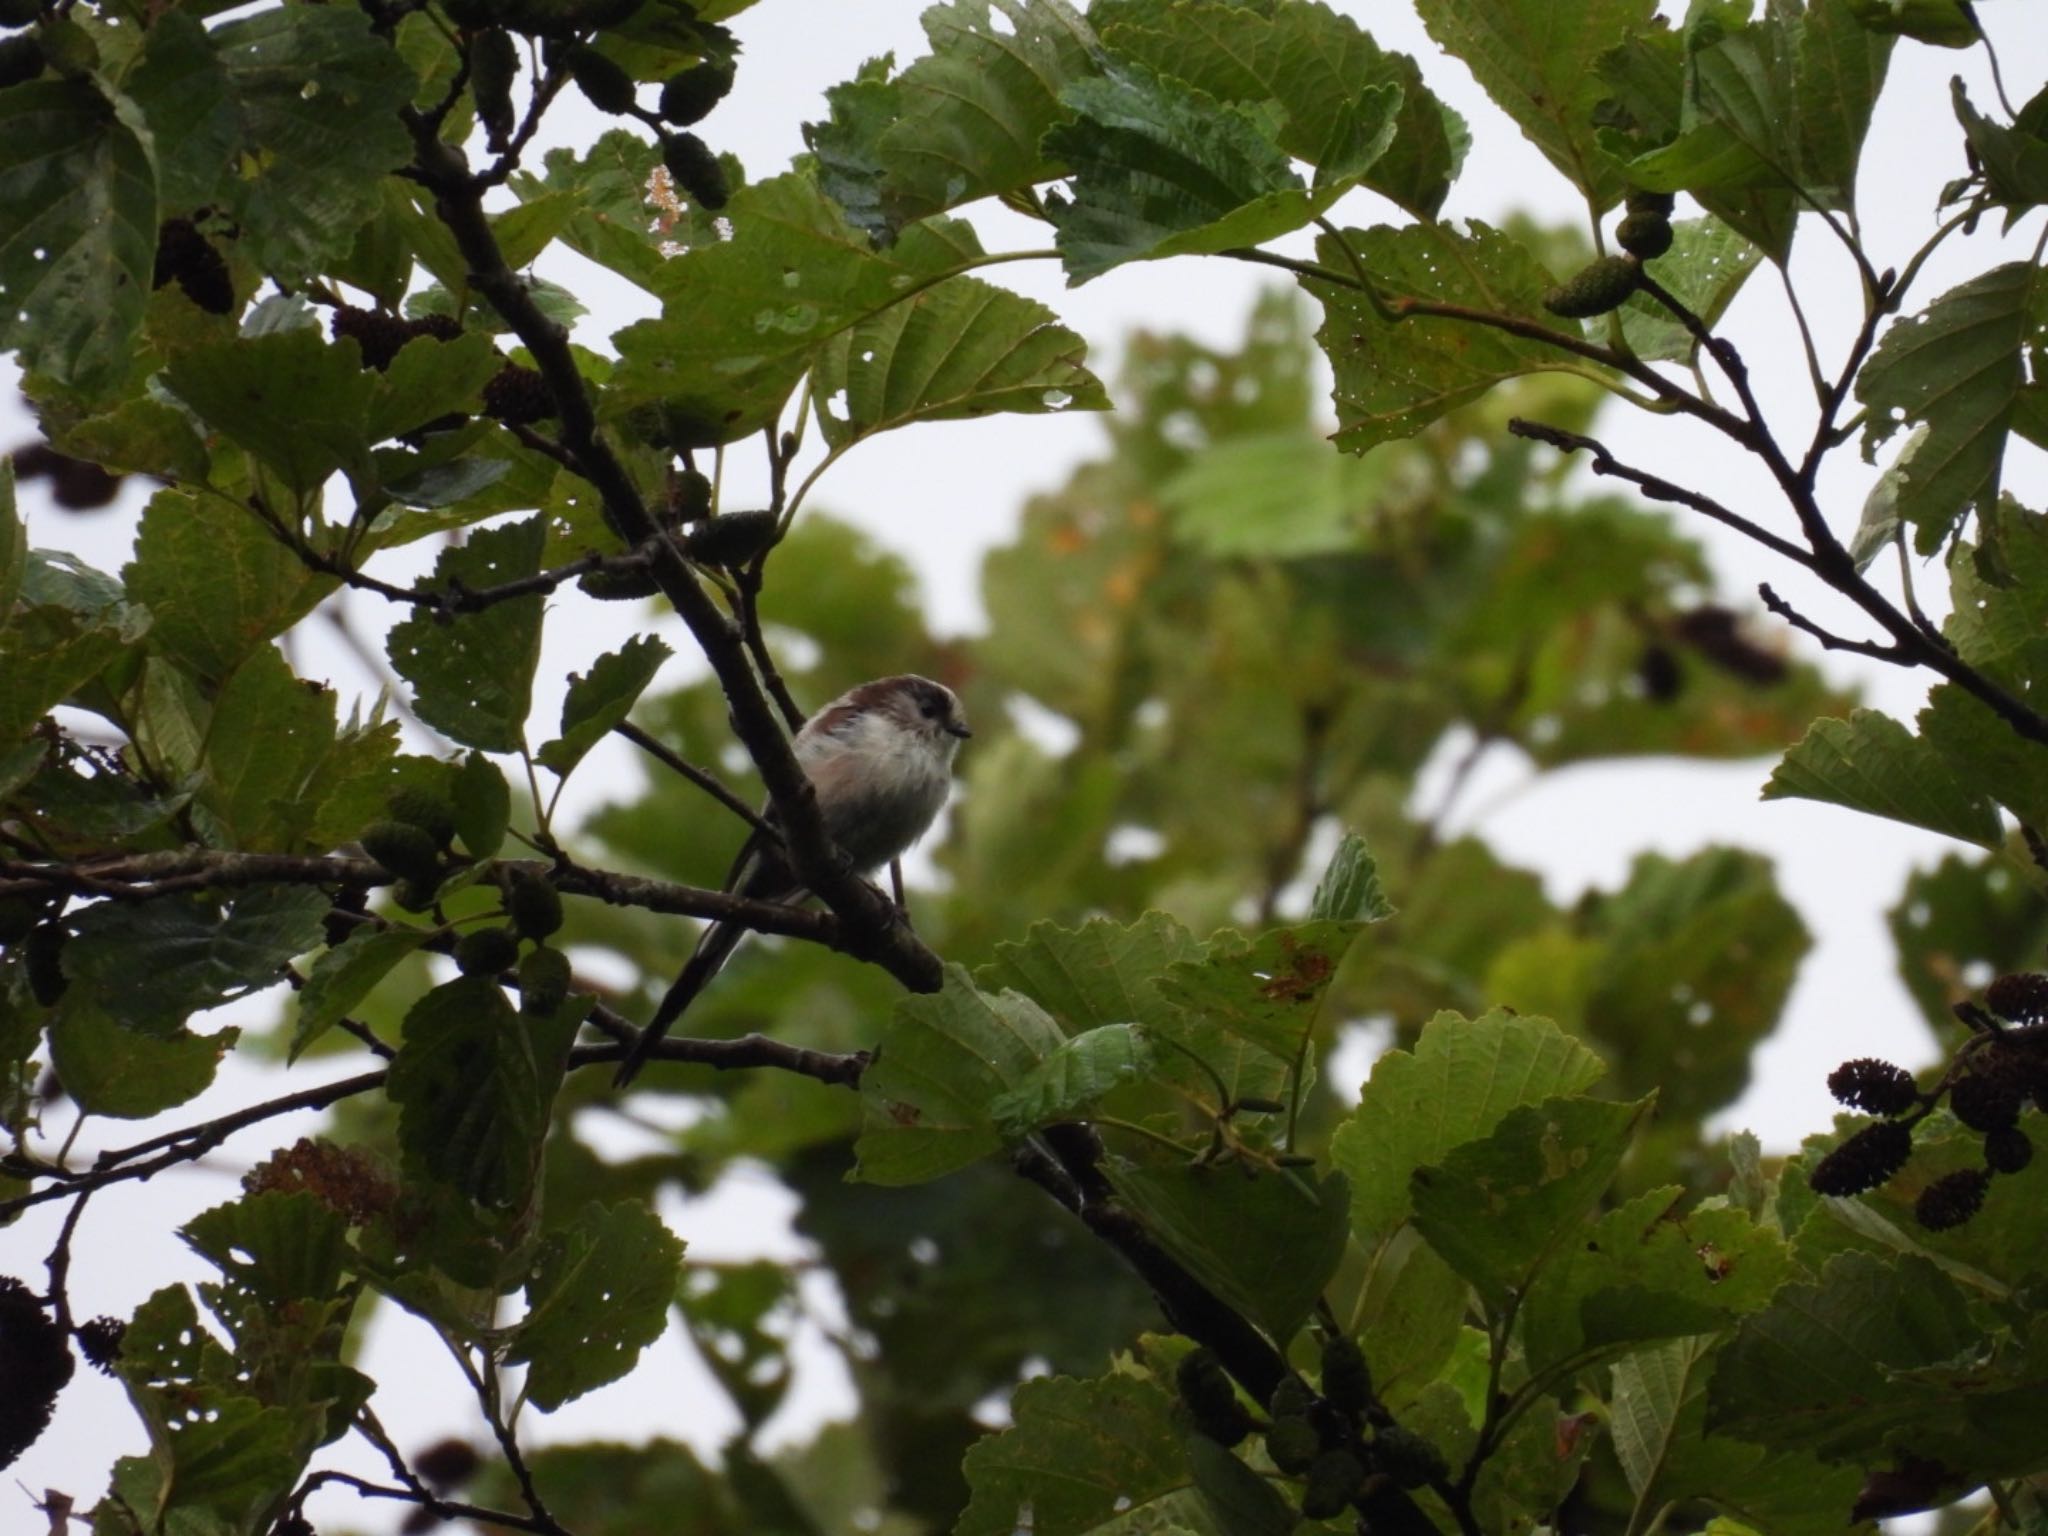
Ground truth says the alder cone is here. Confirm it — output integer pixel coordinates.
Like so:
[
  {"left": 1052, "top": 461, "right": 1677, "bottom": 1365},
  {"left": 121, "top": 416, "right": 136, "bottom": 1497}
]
[{"left": 1543, "top": 255, "right": 1641, "bottom": 318}]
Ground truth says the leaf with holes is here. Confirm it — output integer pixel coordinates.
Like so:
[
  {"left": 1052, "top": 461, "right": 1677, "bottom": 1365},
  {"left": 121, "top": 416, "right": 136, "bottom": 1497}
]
[
  {"left": 386, "top": 516, "right": 547, "bottom": 752},
  {"left": 509, "top": 1200, "right": 686, "bottom": 1411},
  {"left": 809, "top": 275, "right": 1107, "bottom": 449}
]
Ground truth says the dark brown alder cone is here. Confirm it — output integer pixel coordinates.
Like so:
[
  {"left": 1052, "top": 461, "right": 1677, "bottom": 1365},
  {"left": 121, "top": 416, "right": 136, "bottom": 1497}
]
[
  {"left": 1827, "top": 1057, "right": 1917, "bottom": 1116},
  {"left": 662, "top": 130, "right": 729, "bottom": 210},
  {"left": 75, "top": 1316, "right": 126, "bottom": 1374},
  {"left": 1671, "top": 604, "right": 1789, "bottom": 684},
  {"left": 0, "top": 1277, "right": 74, "bottom": 1471},
  {"left": 1949, "top": 1071, "right": 2021, "bottom": 1133},
  {"left": 1175, "top": 1348, "right": 1255, "bottom": 1447},
  {"left": 1915, "top": 1168, "right": 1989, "bottom": 1230},
  {"left": 1808, "top": 1119, "right": 1913, "bottom": 1196},
  {"left": 152, "top": 217, "right": 234, "bottom": 315},
  {"left": 482, "top": 363, "right": 555, "bottom": 425},
  {"left": 1985, "top": 971, "right": 2048, "bottom": 1023},
  {"left": 331, "top": 307, "right": 463, "bottom": 371},
  {"left": 1984, "top": 1125, "right": 2033, "bottom": 1174}
]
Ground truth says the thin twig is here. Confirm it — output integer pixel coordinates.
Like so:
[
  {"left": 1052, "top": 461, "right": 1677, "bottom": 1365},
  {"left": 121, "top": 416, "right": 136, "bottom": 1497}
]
[
  {"left": 1758, "top": 582, "right": 1908, "bottom": 662},
  {"left": 610, "top": 722, "right": 774, "bottom": 838},
  {"left": 1505, "top": 419, "right": 1815, "bottom": 568}
]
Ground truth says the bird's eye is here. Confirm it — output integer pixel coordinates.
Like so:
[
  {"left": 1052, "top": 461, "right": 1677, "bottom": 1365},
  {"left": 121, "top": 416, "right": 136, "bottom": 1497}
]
[{"left": 920, "top": 697, "right": 944, "bottom": 719}]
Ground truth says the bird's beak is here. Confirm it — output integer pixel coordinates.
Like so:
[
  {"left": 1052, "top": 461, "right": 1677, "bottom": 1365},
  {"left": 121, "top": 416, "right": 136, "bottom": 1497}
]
[{"left": 946, "top": 721, "right": 973, "bottom": 739}]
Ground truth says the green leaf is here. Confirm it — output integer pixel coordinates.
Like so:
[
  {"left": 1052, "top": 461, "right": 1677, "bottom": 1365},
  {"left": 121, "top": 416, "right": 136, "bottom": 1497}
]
[
  {"left": 211, "top": 5, "right": 419, "bottom": 276},
  {"left": 1097, "top": 0, "right": 1467, "bottom": 218},
  {"left": 1155, "top": 919, "right": 1359, "bottom": 1063},
  {"left": 1763, "top": 707, "right": 2005, "bottom": 847},
  {"left": 1311, "top": 831, "right": 1394, "bottom": 923},
  {"left": 1888, "top": 847, "right": 2048, "bottom": 1040},
  {"left": 1843, "top": 0, "right": 1976, "bottom": 46},
  {"left": 66, "top": 885, "right": 329, "bottom": 1031},
  {"left": 808, "top": 274, "right": 1108, "bottom": 448},
  {"left": 290, "top": 925, "right": 425, "bottom": 1062},
  {"left": 956, "top": 1372, "right": 1191, "bottom": 1536},
  {"left": 1792, "top": 0, "right": 1895, "bottom": 212},
  {"left": 1185, "top": 1434, "right": 1297, "bottom": 1535},
  {"left": 1409, "top": 1093, "right": 1651, "bottom": 1309},
  {"left": 386, "top": 516, "right": 548, "bottom": 752},
  {"left": 1854, "top": 261, "right": 2041, "bottom": 554},
  {"left": 386, "top": 975, "right": 581, "bottom": 1215},
  {"left": 182, "top": 1191, "right": 352, "bottom": 1307},
  {"left": 121, "top": 8, "right": 239, "bottom": 213},
  {"left": 1942, "top": 502, "right": 2048, "bottom": 674},
  {"left": 988, "top": 1023, "right": 1154, "bottom": 1135},
  {"left": 1330, "top": 1009, "right": 1606, "bottom": 1248},
  {"left": 1107, "top": 1161, "right": 1349, "bottom": 1344},
  {"left": 853, "top": 965, "right": 1065, "bottom": 1185},
  {"left": 535, "top": 634, "right": 674, "bottom": 777},
  {"left": 48, "top": 999, "right": 231, "bottom": 1119},
  {"left": 364, "top": 333, "right": 503, "bottom": 445},
  {"left": 1917, "top": 682, "right": 2048, "bottom": 836},
  {"left": 809, "top": 0, "right": 1100, "bottom": 240},
  {"left": 1615, "top": 217, "right": 1762, "bottom": 364},
  {"left": 1707, "top": 1251, "right": 1988, "bottom": 1462},
  {"left": 452, "top": 749, "right": 511, "bottom": 859},
  {"left": 508, "top": 1199, "right": 686, "bottom": 1411},
  {"left": 609, "top": 175, "right": 974, "bottom": 444},
  {"left": 509, "top": 130, "right": 675, "bottom": 292},
  {"left": 54, "top": 397, "right": 211, "bottom": 484},
  {"left": 0, "top": 79, "right": 156, "bottom": 397},
  {"left": 977, "top": 913, "right": 1204, "bottom": 1034},
  {"left": 163, "top": 329, "right": 377, "bottom": 499},
  {"left": 1577, "top": 849, "right": 1809, "bottom": 1122},
  {"left": 1310, "top": 220, "right": 1578, "bottom": 450},
  {"left": 0, "top": 606, "right": 131, "bottom": 742},
  {"left": 1521, "top": 1185, "right": 1792, "bottom": 1375},
  {"left": 1953, "top": 80, "right": 2048, "bottom": 214},
  {"left": 1043, "top": 67, "right": 1394, "bottom": 284},
  {"left": 1608, "top": 1337, "right": 1864, "bottom": 1536},
  {"left": 1155, "top": 430, "right": 1389, "bottom": 557},
  {"left": 1415, "top": 0, "right": 1655, "bottom": 208},
  {"left": 199, "top": 646, "right": 343, "bottom": 851}
]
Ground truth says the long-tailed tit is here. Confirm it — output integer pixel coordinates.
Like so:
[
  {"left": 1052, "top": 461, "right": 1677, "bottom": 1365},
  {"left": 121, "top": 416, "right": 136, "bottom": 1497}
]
[{"left": 613, "top": 674, "right": 971, "bottom": 1087}]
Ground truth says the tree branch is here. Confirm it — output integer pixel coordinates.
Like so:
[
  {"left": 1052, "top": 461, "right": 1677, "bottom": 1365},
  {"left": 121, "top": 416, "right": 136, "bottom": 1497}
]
[
  {"left": 400, "top": 111, "right": 943, "bottom": 1000},
  {"left": 1757, "top": 582, "right": 1909, "bottom": 662},
  {"left": 1507, "top": 419, "right": 1817, "bottom": 568},
  {"left": 612, "top": 720, "right": 775, "bottom": 837}
]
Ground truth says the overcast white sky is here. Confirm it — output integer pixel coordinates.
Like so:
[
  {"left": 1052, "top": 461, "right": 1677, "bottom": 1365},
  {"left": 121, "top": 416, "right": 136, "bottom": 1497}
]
[{"left": 6, "top": 2, "right": 2047, "bottom": 1529}]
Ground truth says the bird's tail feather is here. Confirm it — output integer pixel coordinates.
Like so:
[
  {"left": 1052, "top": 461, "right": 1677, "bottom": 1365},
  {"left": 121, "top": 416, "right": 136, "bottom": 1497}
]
[{"left": 613, "top": 918, "right": 750, "bottom": 1087}]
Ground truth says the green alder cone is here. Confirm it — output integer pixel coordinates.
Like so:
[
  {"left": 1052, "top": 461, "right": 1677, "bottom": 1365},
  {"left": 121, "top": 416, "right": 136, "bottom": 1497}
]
[
  {"left": 568, "top": 45, "right": 635, "bottom": 115},
  {"left": 658, "top": 61, "right": 734, "bottom": 127},
  {"left": 1264, "top": 1415, "right": 1320, "bottom": 1474},
  {"left": 681, "top": 510, "right": 778, "bottom": 568},
  {"left": 1615, "top": 211, "right": 1674, "bottom": 259},
  {"left": 454, "top": 925, "right": 521, "bottom": 977},
  {"left": 1319, "top": 1335, "right": 1372, "bottom": 1415},
  {"left": 361, "top": 820, "right": 444, "bottom": 885},
  {"left": 506, "top": 871, "right": 565, "bottom": 940},
  {"left": 1300, "top": 1450, "right": 1365, "bottom": 1519},
  {"left": 661, "top": 131, "right": 729, "bottom": 210},
  {"left": 577, "top": 565, "right": 662, "bottom": 600},
  {"left": 387, "top": 787, "right": 457, "bottom": 847},
  {"left": 1372, "top": 1425, "right": 1449, "bottom": 1489},
  {"left": 471, "top": 29, "right": 520, "bottom": 149},
  {"left": 517, "top": 946, "right": 572, "bottom": 1015},
  {"left": 1543, "top": 255, "right": 1642, "bottom": 318}
]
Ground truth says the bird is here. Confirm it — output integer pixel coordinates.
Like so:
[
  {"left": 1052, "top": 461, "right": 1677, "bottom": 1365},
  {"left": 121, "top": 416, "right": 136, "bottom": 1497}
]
[{"left": 613, "top": 674, "right": 972, "bottom": 1087}]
